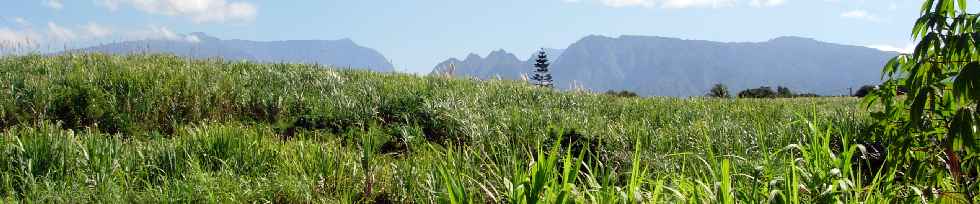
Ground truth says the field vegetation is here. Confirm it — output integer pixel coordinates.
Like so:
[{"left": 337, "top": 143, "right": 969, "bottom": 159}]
[
  {"left": 1, "top": 0, "right": 979, "bottom": 202},
  {"left": 0, "top": 53, "right": 914, "bottom": 203}
]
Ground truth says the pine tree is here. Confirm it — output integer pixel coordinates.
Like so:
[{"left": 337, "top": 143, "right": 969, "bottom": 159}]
[{"left": 531, "top": 49, "right": 553, "bottom": 88}]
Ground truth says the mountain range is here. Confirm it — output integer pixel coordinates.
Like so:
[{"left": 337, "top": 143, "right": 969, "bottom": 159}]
[
  {"left": 74, "top": 32, "right": 395, "bottom": 72},
  {"left": 431, "top": 48, "right": 565, "bottom": 80},
  {"left": 431, "top": 35, "right": 897, "bottom": 97},
  {"left": 71, "top": 33, "right": 897, "bottom": 97}
]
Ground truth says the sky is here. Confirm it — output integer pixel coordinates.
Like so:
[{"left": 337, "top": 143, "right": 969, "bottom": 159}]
[{"left": 1, "top": 0, "right": 925, "bottom": 73}]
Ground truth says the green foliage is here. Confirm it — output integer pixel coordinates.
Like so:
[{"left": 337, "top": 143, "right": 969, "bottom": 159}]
[
  {"left": 853, "top": 85, "right": 877, "bottom": 97},
  {"left": 604, "top": 90, "right": 639, "bottom": 98},
  {"left": 796, "top": 93, "right": 821, "bottom": 98},
  {"left": 864, "top": 0, "right": 980, "bottom": 202},
  {"left": 776, "top": 86, "right": 793, "bottom": 98},
  {"left": 739, "top": 86, "right": 818, "bottom": 98},
  {"left": 0, "top": 53, "right": 897, "bottom": 202},
  {"left": 706, "top": 83, "right": 731, "bottom": 98},
  {"left": 531, "top": 49, "right": 553, "bottom": 88},
  {"left": 738, "top": 86, "right": 777, "bottom": 98}
]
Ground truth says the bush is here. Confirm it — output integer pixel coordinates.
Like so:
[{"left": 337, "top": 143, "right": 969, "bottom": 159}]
[
  {"left": 705, "top": 83, "right": 730, "bottom": 98},
  {"left": 853, "top": 85, "right": 876, "bottom": 97},
  {"left": 739, "top": 86, "right": 817, "bottom": 98},
  {"left": 776, "top": 86, "right": 793, "bottom": 98},
  {"left": 737, "top": 86, "right": 776, "bottom": 98},
  {"left": 604, "top": 90, "right": 638, "bottom": 98}
]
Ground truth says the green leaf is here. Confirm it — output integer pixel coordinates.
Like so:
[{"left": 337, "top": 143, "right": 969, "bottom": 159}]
[
  {"left": 949, "top": 108, "right": 977, "bottom": 150},
  {"left": 720, "top": 159, "right": 734, "bottom": 204},
  {"left": 912, "top": 16, "right": 930, "bottom": 39},
  {"left": 953, "top": 62, "right": 980, "bottom": 101},
  {"left": 882, "top": 55, "right": 910, "bottom": 78},
  {"left": 914, "top": 32, "right": 937, "bottom": 60},
  {"left": 922, "top": 0, "right": 936, "bottom": 15},
  {"left": 909, "top": 88, "right": 930, "bottom": 125}
]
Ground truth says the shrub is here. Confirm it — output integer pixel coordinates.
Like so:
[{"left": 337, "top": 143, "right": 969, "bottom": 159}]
[
  {"left": 706, "top": 83, "right": 730, "bottom": 98},
  {"left": 737, "top": 86, "right": 776, "bottom": 98},
  {"left": 776, "top": 86, "right": 793, "bottom": 98},
  {"left": 604, "top": 90, "right": 639, "bottom": 98},
  {"left": 853, "top": 85, "right": 876, "bottom": 97}
]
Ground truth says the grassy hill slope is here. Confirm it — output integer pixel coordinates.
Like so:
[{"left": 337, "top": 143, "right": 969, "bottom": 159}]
[{"left": 0, "top": 54, "right": 878, "bottom": 203}]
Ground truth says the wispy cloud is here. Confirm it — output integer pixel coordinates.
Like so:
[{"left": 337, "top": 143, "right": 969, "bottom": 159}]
[
  {"left": 126, "top": 25, "right": 200, "bottom": 42},
  {"left": 840, "top": 9, "right": 880, "bottom": 22},
  {"left": 1, "top": 20, "right": 118, "bottom": 48},
  {"left": 749, "top": 0, "right": 785, "bottom": 7},
  {"left": 600, "top": 0, "right": 656, "bottom": 8},
  {"left": 47, "top": 22, "right": 76, "bottom": 42},
  {"left": 42, "top": 0, "right": 64, "bottom": 10},
  {"left": 12, "top": 17, "right": 30, "bottom": 27},
  {"left": 98, "top": 0, "right": 122, "bottom": 10},
  {"left": 96, "top": 0, "right": 258, "bottom": 24},
  {"left": 661, "top": 0, "right": 736, "bottom": 8},
  {"left": 579, "top": 0, "right": 777, "bottom": 9},
  {"left": 868, "top": 43, "right": 913, "bottom": 53},
  {"left": 0, "top": 27, "right": 40, "bottom": 47},
  {"left": 82, "top": 22, "right": 113, "bottom": 38}
]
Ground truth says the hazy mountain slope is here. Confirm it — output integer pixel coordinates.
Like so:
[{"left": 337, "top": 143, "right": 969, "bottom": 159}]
[
  {"left": 76, "top": 33, "right": 395, "bottom": 72},
  {"left": 432, "top": 35, "right": 896, "bottom": 96}
]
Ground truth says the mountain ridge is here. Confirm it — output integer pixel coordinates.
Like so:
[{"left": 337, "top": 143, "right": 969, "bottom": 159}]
[
  {"left": 431, "top": 35, "right": 897, "bottom": 96},
  {"left": 74, "top": 32, "right": 395, "bottom": 72}
]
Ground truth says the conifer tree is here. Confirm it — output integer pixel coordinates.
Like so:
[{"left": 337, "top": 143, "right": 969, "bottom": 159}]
[{"left": 531, "top": 49, "right": 553, "bottom": 88}]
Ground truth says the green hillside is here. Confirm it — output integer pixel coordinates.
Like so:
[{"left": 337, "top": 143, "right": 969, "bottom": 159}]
[{"left": 0, "top": 54, "right": 889, "bottom": 203}]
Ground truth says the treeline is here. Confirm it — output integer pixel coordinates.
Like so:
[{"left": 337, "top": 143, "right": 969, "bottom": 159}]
[
  {"left": 603, "top": 83, "right": 884, "bottom": 98},
  {"left": 705, "top": 84, "right": 819, "bottom": 98}
]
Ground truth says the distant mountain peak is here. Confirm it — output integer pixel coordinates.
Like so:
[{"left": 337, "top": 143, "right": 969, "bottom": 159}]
[
  {"left": 579, "top": 34, "right": 614, "bottom": 42},
  {"left": 487, "top": 49, "right": 519, "bottom": 60},
  {"left": 334, "top": 38, "right": 357, "bottom": 44},
  {"left": 488, "top": 49, "right": 509, "bottom": 55},
  {"left": 465, "top": 53, "right": 482, "bottom": 60}
]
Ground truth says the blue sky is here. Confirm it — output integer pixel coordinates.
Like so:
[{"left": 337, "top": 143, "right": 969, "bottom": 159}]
[{"left": 1, "top": 0, "right": 923, "bottom": 73}]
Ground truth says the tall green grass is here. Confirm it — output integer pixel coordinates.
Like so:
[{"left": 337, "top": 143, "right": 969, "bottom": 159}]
[{"left": 0, "top": 53, "right": 904, "bottom": 203}]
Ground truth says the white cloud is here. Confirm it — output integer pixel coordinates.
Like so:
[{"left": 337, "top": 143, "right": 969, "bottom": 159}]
[
  {"left": 749, "top": 0, "right": 785, "bottom": 7},
  {"left": 47, "top": 22, "right": 76, "bottom": 42},
  {"left": 43, "top": 0, "right": 64, "bottom": 10},
  {"left": 129, "top": 25, "right": 178, "bottom": 40},
  {"left": 841, "top": 10, "right": 880, "bottom": 22},
  {"left": 601, "top": 0, "right": 656, "bottom": 8},
  {"left": 184, "top": 35, "right": 201, "bottom": 43},
  {"left": 661, "top": 0, "right": 735, "bottom": 8},
  {"left": 97, "top": 0, "right": 257, "bottom": 24},
  {"left": 82, "top": 22, "right": 112, "bottom": 38},
  {"left": 127, "top": 25, "right": 199, "bottom": 42},
  {"left": 589, "top": 0, "right": 764, "bottom": 8},
  {"left": 12, "top": 17, "right": 31, "bottom": 27},
  {"left": 98, "top": 0, "right": 122, "bottom": 10},
  {"left": 0, "top": 27, "right": 40, "bottom": 47},
  {"left": 868, "top": 43, "right": 913, "bottom": 54},
  {"left": 0, "top": 21, "right": 122, "bottom": 50}
]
